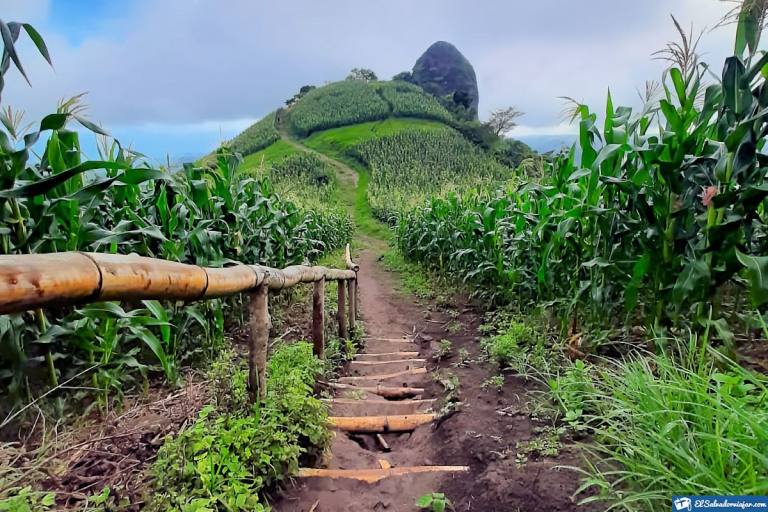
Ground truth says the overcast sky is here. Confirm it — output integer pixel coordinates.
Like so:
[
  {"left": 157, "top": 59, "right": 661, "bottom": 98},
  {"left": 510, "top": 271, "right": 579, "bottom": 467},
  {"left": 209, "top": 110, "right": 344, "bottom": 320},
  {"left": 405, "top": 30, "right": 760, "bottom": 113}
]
[{"left": 4, "top": 0, "right": 738, "bottom": 160}]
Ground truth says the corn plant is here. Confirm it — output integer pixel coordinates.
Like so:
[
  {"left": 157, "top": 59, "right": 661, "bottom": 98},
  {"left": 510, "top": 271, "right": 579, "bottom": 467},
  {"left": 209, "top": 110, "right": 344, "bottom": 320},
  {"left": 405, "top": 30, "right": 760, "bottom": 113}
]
[
  {"left": 352, "top": 129, "right": 511, "bottom": 222},
  {"left": 0, "top": 20, "right": 352, "bottom": 415},
  {"left": 398, "top": 9, "right": 768, "bottom": 341}
]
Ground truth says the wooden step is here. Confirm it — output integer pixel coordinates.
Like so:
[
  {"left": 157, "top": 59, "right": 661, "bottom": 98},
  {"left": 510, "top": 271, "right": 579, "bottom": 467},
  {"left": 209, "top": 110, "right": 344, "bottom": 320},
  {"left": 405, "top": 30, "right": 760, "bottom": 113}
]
[
  {"left": 338, "top": 367, "right": 427, "bottom": 386},
  {"left": 329, "top": 413, "right": 436, "bottom": 432},
  {"left": 363, "top": 337, "right": 414, "bottom": 342},
  {"left": 364, "top": 340, "right": 419, "bottom": 354},
  {"left": 323, "top": 398, "right": 436, "bottom": 416},
  {"left": 330, "top": 382, "right": 425, "bottom": 399},
  {"left": 355, "top": 351, "right": 419, "bottom": 361},
  {"left": 348, "top": 359, "right": 426, "bottom": 376},
  {"left": 297, "top": 465, "right": 469, "bottom": 484}
]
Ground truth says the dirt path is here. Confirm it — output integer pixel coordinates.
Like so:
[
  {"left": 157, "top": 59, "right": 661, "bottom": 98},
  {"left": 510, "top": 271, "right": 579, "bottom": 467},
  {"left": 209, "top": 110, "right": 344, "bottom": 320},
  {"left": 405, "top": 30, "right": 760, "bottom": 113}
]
[
  {"left": 275, "top": 250, "right": 465, "bottom": 511},
  {"left": 272, "top": 120, "right": 590, "bottom": 511}
]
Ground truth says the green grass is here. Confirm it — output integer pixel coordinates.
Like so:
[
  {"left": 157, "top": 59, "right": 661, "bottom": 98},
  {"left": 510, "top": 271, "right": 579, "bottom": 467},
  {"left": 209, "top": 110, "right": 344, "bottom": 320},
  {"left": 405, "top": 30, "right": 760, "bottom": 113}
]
[
  {"left": 381, "top": 249, "right": 456, "bottom": 302},
  {"left": 303, "top": 117, "right": 450, "bottom": 155},
  {"left": 239, "top": 139, "right": 298, "bottom": 172},
  {"left": 546, "top": 342, "right": 768, "bottom": 509}
]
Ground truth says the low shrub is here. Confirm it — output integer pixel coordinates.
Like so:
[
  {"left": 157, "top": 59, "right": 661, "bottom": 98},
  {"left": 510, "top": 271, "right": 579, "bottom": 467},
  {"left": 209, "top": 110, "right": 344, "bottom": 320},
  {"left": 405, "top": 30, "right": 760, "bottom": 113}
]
[{"left": 149, "top": 342, "right": 329, "bottom": 511}]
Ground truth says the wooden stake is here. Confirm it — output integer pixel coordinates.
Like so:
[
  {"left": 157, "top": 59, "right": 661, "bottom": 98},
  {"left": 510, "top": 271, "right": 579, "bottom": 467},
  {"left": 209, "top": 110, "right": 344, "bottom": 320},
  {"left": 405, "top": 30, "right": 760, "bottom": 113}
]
[
  {"left": 337, "top": 279, "right": 348, "bottom": 339},
  {"left": 312, "top": 277, "right": 325, "bottom": 358},
  {"left": 348, "top": 278, "right": 357, "bottom": 329},
  {"left": 248, "top": 284, "right": 270, "bottom": 401},
  {"left": 376, "top": 434, "right": 391, "bottom": 452}
]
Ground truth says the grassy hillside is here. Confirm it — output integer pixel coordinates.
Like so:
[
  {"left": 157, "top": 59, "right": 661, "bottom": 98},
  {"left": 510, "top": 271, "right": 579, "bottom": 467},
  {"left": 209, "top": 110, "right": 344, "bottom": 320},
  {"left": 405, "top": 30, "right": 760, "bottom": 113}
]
[
  {"left": 303, "top": 118, "right": 450, "bottom": 155},
  {"left": 227, "top": 111, "right": 280, "bottom": 155},
  {"left": 239, "top": 139, "right": 299, "bottom": 171}
]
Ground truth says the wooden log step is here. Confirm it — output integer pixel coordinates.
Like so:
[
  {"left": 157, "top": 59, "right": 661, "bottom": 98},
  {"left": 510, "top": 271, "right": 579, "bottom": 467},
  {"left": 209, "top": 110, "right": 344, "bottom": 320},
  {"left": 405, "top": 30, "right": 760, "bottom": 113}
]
[
  {"left": 323, "top": 398, "right": 436, "bottom": 417},
  {"left": 329, "top": 382, "right": 425, "bottom": 399},
  {"left": 338, "top": 367, "right": 427, "bottom": 385},
  {"left": 363, "top": 337, "right": 414, "bottom": 342},
  {"left": 329, "top": 413, "right": 436, "bottom": 432},
  {"left": 364, "top": 340, "right": 419, "bottom": 354},
  {"left": 355, "top": 351, "right": 419, "bottom": 361},
  {"left": 297, "top": 465, "right": 470, "bottom": 484},
  {"left": 348, "top": 359, "right": 426, "bottom": 376}
]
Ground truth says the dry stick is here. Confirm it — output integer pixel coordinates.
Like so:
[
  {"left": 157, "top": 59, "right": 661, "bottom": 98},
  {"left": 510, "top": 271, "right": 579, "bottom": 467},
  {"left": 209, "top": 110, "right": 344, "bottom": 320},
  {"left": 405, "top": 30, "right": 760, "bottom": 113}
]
[
  {"left": 337, "top": 278, "right": 348, "bottom": 339},
  {"left": 248, "top": 283, "right": 270, "bottom": 401},
  {"left": 312, "top": 278, "right": 325, "bottom": 359},
  {"left": 1, "top": 364, "right": 98, "bottom": 429}
]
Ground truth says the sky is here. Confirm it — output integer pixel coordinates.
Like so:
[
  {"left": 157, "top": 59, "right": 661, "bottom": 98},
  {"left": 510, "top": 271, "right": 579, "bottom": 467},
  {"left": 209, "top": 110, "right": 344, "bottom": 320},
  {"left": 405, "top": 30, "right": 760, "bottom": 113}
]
[{"left": 4, "top": 0, "right": 739, "bottom": 162}]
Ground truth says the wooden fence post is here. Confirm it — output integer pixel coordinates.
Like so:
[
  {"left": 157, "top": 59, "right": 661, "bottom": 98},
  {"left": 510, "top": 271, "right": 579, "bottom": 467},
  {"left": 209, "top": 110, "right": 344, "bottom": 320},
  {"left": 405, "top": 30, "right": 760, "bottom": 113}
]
[
  {"left": 337, "top": 279, "right": 348, "bottom": 339},
  {"left": 347, "top": 277, "right": 357, "bottom": 330},
  {"left": 248, "top": 283, "right": 270, "bottom": 402},
  {"left": 313, "top": 278, "right": 325, "bottom": 358}
]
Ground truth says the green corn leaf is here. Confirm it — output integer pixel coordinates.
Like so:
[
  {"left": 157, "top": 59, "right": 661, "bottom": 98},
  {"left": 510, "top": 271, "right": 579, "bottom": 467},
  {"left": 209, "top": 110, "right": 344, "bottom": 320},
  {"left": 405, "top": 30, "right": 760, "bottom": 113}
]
[
  {"left": 0, "top": 160, "right": 131, "bottom": 198},
  {"left": 0, "top": 20, "right": 30, "bottom": 86},
  {"left": 21, "top": 23, "right": 52, "bottom": 66},
  {"left": 672, "top": 259, "right": 710, "bottom": 306},
  {"left": 736, "top": 250, "right": 768, "bottom": 306}
]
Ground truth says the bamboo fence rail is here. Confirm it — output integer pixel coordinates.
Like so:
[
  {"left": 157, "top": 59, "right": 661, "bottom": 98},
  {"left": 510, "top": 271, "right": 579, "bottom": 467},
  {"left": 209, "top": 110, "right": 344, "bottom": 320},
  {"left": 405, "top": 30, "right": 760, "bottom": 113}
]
[{"left": 0, "top": 244, "right": 360, "bottom": 401}]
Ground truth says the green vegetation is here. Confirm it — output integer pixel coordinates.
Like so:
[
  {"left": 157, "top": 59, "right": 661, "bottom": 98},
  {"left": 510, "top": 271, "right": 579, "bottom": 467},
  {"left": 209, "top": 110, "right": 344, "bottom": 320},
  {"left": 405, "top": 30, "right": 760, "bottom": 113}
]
[
  {"left": 378, "top": 81, "right": 454, "bottom": 123},
  {"left": 287, "top": 80, "right": 390, "bottom": 136},
  {"left": 416, "top": 492, "right": 454, "bottom": 512},
  {"left": 227, "top": 111, "right": 280, "bottom": 156},
  {"left": 353, "top": 129, "right": 511, "bottom": 220},
  {"left": 303, "top": 117, "right": 450, "bottom": 155},
  {"left": 551, "top": 343, "right": 768, "bottom": 507},
  {"left": 398, "top": 23, "right": 768, "bottom": 332},
  {"left": 396, "top": 7, "right": 768, "bottom": 508},
  {"left": 0, "top": 24, "right": 351, "bottom": 417},
  {"left": 286, "top": 80, "right": 459, "bottom": 137},
  {"left": 150, "top": 343, "right": 330, "bottom": 511},
  {"left": 239, "top": 139, "right": 298, "bottom": 170}
]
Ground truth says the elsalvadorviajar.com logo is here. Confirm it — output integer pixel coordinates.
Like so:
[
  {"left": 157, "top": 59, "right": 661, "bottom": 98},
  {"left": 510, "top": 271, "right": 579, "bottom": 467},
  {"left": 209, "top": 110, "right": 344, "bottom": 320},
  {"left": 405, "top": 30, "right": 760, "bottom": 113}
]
[{"left": 672, "top": 495, "right": 768, "bottom": 511}]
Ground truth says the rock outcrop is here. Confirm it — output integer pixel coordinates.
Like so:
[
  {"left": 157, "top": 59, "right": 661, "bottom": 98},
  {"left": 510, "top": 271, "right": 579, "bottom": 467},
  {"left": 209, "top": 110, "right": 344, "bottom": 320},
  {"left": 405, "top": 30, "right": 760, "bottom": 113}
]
[{"left": 412, "top": 41, "right": 479, "bottom": 118}]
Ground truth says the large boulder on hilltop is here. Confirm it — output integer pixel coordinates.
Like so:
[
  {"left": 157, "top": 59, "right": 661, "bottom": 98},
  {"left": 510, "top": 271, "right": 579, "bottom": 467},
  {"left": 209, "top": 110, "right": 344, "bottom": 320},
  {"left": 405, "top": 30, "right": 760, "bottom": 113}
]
[{"left": 412, "top": 41, "right": 479, "bottom": 119}]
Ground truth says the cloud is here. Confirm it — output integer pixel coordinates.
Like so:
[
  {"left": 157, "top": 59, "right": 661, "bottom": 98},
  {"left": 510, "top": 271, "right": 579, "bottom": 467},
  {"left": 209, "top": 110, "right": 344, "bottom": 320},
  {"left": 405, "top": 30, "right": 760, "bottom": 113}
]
[
  {"left": 4, "top": 0, "right": 49, "bottom": 22},
  {"left": 1, "top": 0, "right": 739, "bottom": 157}
]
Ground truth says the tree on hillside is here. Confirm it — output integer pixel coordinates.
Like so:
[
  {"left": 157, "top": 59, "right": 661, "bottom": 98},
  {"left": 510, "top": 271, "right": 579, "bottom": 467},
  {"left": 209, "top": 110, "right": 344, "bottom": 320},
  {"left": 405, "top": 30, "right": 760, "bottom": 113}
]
[
  {"left": 485, "top": 106, "right": 524, "bottom": 136},
  {"left": 285, "top": 85, "right": 315, "bottom": 106},
  {"left": 346, "top": 68, "right": 378, "bottom": 81},
  {"left": 392, "top": 71, "right": 413, "bottom": 82}
]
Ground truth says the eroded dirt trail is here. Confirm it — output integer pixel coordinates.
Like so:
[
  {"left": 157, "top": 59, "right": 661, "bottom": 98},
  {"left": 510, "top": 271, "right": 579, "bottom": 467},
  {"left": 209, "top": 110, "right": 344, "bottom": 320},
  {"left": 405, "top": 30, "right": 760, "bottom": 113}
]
[{"left": 275, "top": 250, "right": 466, "bottom": 512}]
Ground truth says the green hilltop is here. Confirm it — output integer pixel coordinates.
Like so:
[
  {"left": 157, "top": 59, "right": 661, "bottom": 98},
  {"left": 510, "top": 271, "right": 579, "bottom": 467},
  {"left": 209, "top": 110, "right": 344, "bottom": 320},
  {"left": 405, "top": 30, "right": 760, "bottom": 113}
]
[{"left": 213, "top": 42, "right": 535, "bottom": 226}]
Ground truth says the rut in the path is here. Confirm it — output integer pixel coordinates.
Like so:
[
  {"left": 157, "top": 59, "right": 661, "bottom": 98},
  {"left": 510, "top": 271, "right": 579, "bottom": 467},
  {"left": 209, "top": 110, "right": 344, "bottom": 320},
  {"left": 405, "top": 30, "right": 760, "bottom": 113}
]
[{"left": 276, "top": 252, "right": 467, "bottom": 512}]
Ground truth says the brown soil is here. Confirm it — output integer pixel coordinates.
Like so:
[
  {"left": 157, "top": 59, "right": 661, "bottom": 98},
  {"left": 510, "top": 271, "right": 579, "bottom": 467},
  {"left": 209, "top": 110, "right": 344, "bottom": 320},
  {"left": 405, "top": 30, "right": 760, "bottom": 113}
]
[
  {"left": 12, "top": 377, "right": 211, "bottom": 510},
  {"left": 274, "top": 249, "right": 593, "bottom": 512}
]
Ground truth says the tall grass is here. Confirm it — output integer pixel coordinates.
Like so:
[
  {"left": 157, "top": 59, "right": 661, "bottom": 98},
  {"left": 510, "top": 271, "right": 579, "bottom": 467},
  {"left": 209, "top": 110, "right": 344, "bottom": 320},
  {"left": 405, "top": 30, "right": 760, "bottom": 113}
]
[{"left": 547, "top": 339, "right": 768, "bottom": 510}]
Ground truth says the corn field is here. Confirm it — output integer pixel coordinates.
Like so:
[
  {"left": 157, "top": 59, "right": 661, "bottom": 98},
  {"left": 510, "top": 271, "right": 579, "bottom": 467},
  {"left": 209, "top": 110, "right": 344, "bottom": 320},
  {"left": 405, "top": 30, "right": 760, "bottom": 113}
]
[
  {"left": 352, "top": 129, "right": 511, "bottom": 221},
  {"left": 287, "top": 80, "right": 464, "bottom": 137},
  {"left": 0, "top": 26, "right": 352, "bottom": 411},
  {"left": 398, "top": 14, "right": 768, "bottom": 343}
]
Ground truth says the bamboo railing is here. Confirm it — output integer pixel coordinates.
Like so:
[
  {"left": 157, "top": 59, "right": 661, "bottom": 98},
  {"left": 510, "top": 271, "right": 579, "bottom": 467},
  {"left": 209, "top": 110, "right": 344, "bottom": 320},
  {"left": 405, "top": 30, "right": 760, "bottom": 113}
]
[{"left": 0, "top": 244, "right": 360, "bottom": 401}]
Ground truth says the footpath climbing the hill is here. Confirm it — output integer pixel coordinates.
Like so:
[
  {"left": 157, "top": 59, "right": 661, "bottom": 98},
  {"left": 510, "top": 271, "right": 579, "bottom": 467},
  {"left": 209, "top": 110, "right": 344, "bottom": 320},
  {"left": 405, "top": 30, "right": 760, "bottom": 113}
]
[
  {"left": 275, "top": 251, "right": 466, "bottom": 511},
  {"left": 274, "top": 249, "right": 590, "bottom": 512},
  {"left": 270, "top": 118, "right": 592, "bottom": 512}
]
